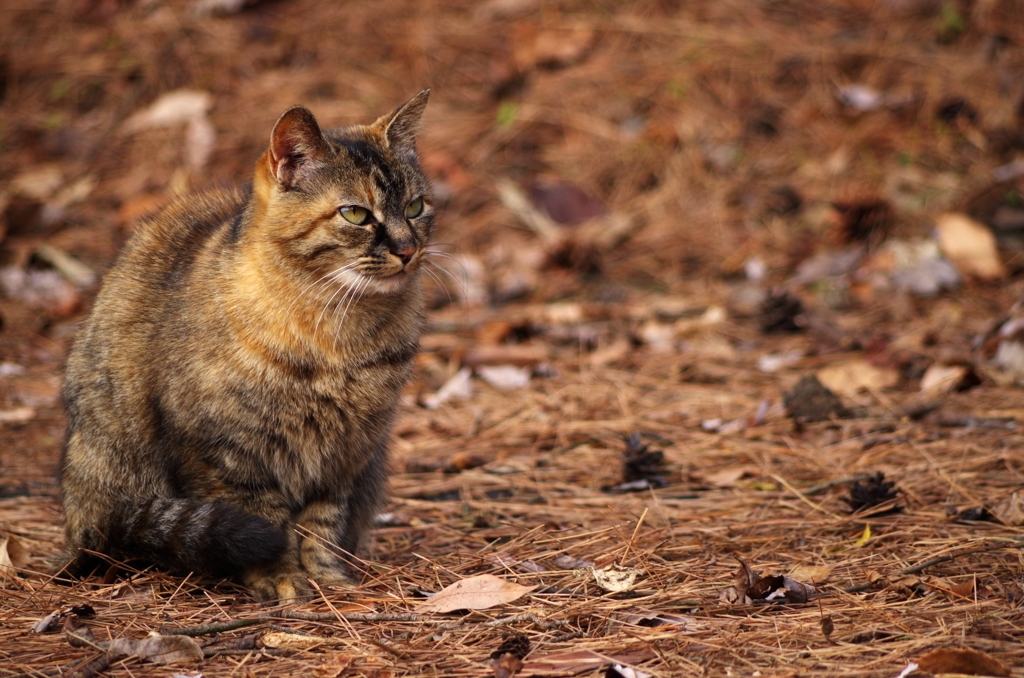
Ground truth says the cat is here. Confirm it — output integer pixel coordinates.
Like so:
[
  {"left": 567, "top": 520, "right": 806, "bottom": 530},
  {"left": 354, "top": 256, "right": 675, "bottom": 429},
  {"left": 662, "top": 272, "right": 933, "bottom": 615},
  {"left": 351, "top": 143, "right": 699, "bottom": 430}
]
[{"left": 60, "top": 90, "right": 433, "bottom": 602}]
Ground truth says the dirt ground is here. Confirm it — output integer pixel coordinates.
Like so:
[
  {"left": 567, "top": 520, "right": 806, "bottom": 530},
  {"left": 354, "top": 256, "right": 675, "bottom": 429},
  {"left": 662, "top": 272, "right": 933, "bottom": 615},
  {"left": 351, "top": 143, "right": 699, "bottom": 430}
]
[{"left": 3, "top": 0, "right": 1024, "bottom": 676}]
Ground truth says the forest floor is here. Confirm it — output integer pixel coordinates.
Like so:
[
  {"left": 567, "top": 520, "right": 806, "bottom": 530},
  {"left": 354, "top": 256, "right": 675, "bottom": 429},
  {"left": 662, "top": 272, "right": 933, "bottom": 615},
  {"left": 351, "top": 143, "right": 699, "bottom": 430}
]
[{"left": 3, "top": 1, "right": 1024, "bottom": 676}]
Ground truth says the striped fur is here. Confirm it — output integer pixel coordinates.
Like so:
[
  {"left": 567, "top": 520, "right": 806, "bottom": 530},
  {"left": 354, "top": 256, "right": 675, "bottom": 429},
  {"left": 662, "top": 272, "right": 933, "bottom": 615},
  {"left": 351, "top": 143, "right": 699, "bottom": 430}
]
[{"left": 60, "top": 92, "right": 432, "bottom": 602}]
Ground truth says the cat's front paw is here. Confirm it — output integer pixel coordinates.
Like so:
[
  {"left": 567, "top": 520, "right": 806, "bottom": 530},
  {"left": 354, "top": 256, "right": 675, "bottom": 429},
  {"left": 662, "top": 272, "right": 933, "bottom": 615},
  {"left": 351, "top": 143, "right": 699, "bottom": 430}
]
[{"left": 243, "top": 569, "right": 311, "bottom": 604}]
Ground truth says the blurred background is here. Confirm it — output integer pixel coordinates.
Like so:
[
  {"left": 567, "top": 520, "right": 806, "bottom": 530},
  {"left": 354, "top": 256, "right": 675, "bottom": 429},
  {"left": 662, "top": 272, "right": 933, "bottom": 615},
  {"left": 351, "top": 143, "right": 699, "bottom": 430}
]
[{"left": 3, "top": 0, "right": 1024, "bottom": 444}]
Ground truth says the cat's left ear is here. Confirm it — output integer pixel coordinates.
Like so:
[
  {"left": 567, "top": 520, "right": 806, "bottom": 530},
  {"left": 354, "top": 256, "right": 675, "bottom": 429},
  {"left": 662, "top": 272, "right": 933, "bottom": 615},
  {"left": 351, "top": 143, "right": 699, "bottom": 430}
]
[
  {"left": 269, "top": 106, "right": 331, "bottom": 190},
  {"left": 377, "top": 89, "right": 430, "bottom": 156}
]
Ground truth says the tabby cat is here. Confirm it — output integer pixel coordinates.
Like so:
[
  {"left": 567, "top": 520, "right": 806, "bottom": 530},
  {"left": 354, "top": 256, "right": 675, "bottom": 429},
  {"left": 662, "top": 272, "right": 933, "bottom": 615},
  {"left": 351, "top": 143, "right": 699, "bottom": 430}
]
[{"left": 60, "top": 91, "right": 433, "bottom": 602}]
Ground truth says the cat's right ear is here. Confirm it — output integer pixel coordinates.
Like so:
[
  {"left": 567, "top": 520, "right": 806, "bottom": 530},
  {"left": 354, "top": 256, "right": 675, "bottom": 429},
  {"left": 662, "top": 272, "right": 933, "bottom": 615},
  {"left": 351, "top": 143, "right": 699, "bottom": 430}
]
[{"left": 268, "top": 106, "right": 331, "bottom": 190}]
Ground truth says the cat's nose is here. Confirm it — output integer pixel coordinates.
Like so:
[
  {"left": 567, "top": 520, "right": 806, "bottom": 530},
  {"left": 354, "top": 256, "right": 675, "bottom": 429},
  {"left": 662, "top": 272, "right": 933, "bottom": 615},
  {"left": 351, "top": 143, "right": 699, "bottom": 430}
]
[{"left": 393, "top": 244, "right": 416, "bottom": 265}]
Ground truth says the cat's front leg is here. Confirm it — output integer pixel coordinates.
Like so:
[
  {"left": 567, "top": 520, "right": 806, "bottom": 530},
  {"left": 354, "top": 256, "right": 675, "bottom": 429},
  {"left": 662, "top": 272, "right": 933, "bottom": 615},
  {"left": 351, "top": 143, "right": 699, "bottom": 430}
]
[
  {"left": 297, "top": 500, "right": 356, "bottom": 586},
  {"left": 297, "top": 447, "right": 389, "bottom": 586}
]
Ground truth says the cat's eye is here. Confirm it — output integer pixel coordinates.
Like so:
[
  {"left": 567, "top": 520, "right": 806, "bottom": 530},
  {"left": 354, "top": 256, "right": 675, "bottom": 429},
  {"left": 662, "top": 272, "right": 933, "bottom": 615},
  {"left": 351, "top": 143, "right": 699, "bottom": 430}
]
[
  {"left": 339, "top": 205, "right": 370, "bottom": 225},
  {"left": 405, "top": 197, "right": 424, "bottom": 219}
]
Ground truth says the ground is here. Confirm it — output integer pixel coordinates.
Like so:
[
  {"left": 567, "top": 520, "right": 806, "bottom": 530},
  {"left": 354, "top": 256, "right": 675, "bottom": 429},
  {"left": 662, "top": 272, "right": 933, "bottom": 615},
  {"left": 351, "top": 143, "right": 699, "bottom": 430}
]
[{"left": 2, "top": 0, "right": 1024, "bottom": 676}]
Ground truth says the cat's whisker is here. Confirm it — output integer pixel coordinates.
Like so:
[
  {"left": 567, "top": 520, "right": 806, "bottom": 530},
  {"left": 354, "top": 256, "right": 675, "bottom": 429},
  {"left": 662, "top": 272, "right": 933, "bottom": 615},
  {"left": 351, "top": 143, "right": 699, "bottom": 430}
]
[
  {"left": 315, "top": 275, "right": 354, "bottom": 334},
  {"left": 286, "top": 263, "right": 359, "bottom": 318},
  {"left": 424, "top": 257, "right": 469, "bottom": 300},
  {"left": 334, "top": 277, "right": 369, "bottom": 348},
  {"left": 421, "top": 264, "right": 453, "bottom": 307}
]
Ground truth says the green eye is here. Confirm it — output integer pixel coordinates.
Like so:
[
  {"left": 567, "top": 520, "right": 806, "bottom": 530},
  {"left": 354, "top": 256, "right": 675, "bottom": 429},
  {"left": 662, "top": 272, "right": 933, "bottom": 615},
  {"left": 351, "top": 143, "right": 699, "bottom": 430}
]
[
  {"left": 339, "top": 205, "right": 370, "bottom": 225},
  {"left": 405, "top": 197, "right": 424, "bottom": 219}
]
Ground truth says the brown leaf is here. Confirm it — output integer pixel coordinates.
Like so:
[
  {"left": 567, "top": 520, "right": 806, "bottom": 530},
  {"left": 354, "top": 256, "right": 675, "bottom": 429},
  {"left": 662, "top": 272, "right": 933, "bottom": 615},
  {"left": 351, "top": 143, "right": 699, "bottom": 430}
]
[
  {"left": 816, "top": 361, "right": 899, "bottom": 394},
  {"left": 260, "top": 631, "right": 338, "bottom": 649},
  {"left": 915, "top": 647, "right": 1010, "bottom": 676},
  {"left": 734, "top": 558, "right": 756, "bottom": 601},
  {"left": 592, "top": 564, "right": 642, "bottom": 593},
  {"left": 0, "top": 534, "right": 29, "bottom": 579},
  {"left": 990, "top": 491, "right": 1024, "bottom": 526},
  {"left": 821, "top": 615, "right": 834, "bottom": 639},
  {"left": 313, "top": 654, "right": 353, "bottom": 678},
  {"left": 107, "top": 634, "right": 204, "bottom": 664},
  {"left": 789, "top": 565, "right": 834, "bottom": 584},
  {"left": 417, "top": 574, "right": 536, "bottom": 613},
  {"left": 493, "top": 652, "right": 524, "bottom": 678},
  {"left": 935, "top": 213, "right": 1005, "bottom": 280}
]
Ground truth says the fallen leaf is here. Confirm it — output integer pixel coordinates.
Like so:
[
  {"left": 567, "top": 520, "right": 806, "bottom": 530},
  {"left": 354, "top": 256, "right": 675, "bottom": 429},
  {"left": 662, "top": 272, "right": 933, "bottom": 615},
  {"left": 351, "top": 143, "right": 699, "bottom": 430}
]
[
  {"left": 821, "top": 615, "right": 834, "bottom": 639},
  {"left": 817, "top": 360, "right": 899, "bottom": 394},
  {"left": 417, "top": 574, "right": 536, "bottom": 613},
  {"left": 734, "top": 558, "right": 757, "bottom": 602},
  {"left": 312, "top": 654, "right": 353, "bottom": 678},
  {"left": 702, "top": 466, "right": 756, "bottom": 487},
  {"left": 260, "top": 631, "right": 336, "bottom": 649},
  {"left": 920, "top": 364, "right": 973, "bottom": 395},
  {"left": 123, "top": 90, "right": 213, "bottom": 133},
  {"left": 492, "top": 652, "right": 524, "bottom": 678},
  {"left": 854, "top": 524, "right": 872, "bottom": 547},
  {"left": 0, "top": 407, "right": 36, "bottom": 425},
  {"left": 477, "top": 365, "right": 531, "bottom": 390},
  {"left": 915, "top": 647, "right": 1010, "bottom": 677},
  {"left": 788, "top": 565, "right": 834, "bottom": 583},
  {"left": 107, "top": 634, "right": 204, "bottom": 664},
  {"left": 422, "top": 367, "right": 473, "bottom": 409},
  {"left": 0, "top": 534, "right": 28, "bottom": 578},
  {"left": 990, "top": 491, "right": 1024, "bottom": 526},
  {"left": 935, "top": 213, "right": 1005, "bottom": 280},
  {"left": 592, "top": 564, "right": 641, "bottom": 593}
]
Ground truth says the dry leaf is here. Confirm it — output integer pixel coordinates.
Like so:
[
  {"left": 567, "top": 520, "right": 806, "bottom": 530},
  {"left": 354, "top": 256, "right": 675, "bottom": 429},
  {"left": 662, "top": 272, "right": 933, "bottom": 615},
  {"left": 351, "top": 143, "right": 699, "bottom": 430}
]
[
  {"left": 934, "top": 213, "right": 1005, "bottom": 280},
  {"left": 313, "top": 654, "right": 353, "bottom": 678},
  {"left": 788, "top": 565, "right": 834, "bottom": 584},
  {"left": 734, "top": 558, "right": 757, "bottom": 602},
  {"left": 816, "top": 360, "right": 898, "bottom": 394},
  {"left": 107, "top": 634, "right": 204, "bottom": 664},
  {"left": 591, "top": 564, "right": 641, "bottom": 593},
  {"left": 417, "top": 574, "right": 536, "bottom": 613},
  {"left": 702, "top": 466, "right": 756, "bottom": 487},
  {"left": 920, "top": 364, "right": 971, "bottom": 395},
  {"left": 854, "top": 524, "right": 871, "bottom": 547},
  {"left": 821, "top": 615, "right": 834, "bottom": 639},
  {"left": 990, "top": 491, "right": 1024, "bottom": 526},
  {"left": 492, "top": 652, "right": 524, "bottom": 678},
  {"left": 123, "top": 90, "right": 213, "bottom": 133},
  {"left": 0, "top": 534, "right": 29, "bottom": 578},
  {"left": 915, "top": 647, "right": 1010, "bottom": 676},
  {"left": 422, "top": 367, "right": 473, "bottom": 409},
  {"left": 477, "top": 365, "right": 531, "bottom": 390},
  {"left": 261, "top": 632, "right": 337, "bottom": 649}
]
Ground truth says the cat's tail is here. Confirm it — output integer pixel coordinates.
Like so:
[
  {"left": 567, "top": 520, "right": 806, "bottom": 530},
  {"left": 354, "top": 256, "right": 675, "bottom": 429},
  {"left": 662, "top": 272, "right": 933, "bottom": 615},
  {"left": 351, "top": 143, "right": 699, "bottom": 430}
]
[{"left": 70, "top": 498, "right": 288, "bottom": 577}]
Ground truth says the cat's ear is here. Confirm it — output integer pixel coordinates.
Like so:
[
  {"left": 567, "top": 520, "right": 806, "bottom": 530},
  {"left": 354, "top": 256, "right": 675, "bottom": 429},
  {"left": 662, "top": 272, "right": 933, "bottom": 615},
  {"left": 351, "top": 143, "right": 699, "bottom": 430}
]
[
  {"left": 376, "top": 89, "right": 430, "bottom": 156},
  {"left": 269, "top": 106, "right": 331, "bottom": 190}
]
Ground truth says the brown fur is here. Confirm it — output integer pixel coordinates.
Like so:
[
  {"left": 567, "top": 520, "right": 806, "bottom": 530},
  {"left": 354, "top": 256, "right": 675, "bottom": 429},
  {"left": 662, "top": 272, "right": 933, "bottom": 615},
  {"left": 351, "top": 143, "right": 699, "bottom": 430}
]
[{"left": 60, "top": 91, "right": 433, "bottom": 602}]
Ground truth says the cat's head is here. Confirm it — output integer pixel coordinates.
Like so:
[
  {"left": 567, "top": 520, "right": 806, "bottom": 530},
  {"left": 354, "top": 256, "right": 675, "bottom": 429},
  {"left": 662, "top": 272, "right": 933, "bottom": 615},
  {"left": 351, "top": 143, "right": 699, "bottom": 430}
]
[{"left": 253, "top": 90, "right": 433, "bottom": 296}]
